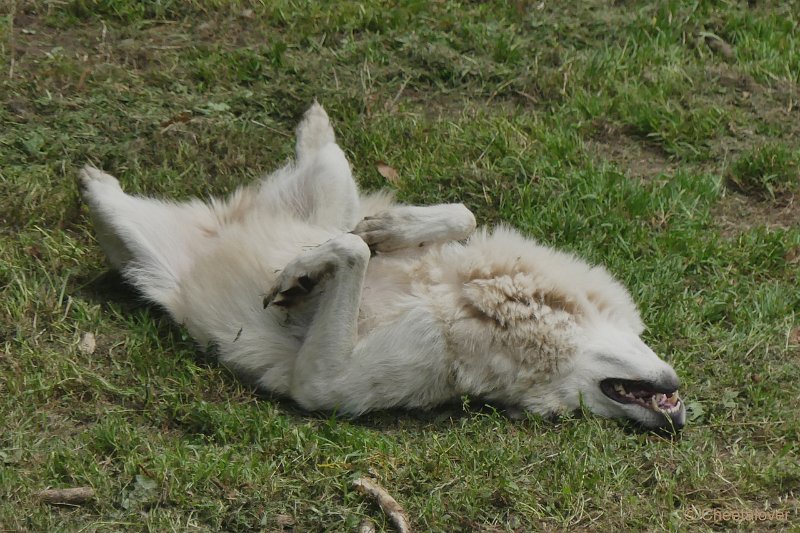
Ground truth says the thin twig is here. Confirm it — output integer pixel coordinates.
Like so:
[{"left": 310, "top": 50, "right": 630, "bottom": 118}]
[
  {"left": 8, "top": 0, "right": 16, "bottom": 79},
  {"left": 249, "top": 119, "right": 291, "bottom": 137},
  {"left": 390, "top": 76, "right": 411, "bottom": 108},
  {"left": 353, "top": 477, "right": 411, "bottom": 533}
]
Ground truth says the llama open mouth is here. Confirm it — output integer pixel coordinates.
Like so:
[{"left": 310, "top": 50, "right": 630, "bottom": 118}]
[{"left": 600, "top": 378, "right": 682, "bottom": 414}]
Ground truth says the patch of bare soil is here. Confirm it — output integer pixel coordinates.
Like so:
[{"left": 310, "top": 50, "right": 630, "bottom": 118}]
[
  {"left": 706, "top": 64, "right": 800, "bottom": 160},
  {"left": 585, "top": 120, "right": 678, "bottom": 180},
  {"left": 7, "top": 9, "right": 273, "bottom": 79},
  {"left": 714, "top": 64, "right": 797, "bottom": 120},
  {"left": 705, "top": 64, "right": 800, "bottom": 234},
  {"left": 713, "top": 191, "right": 798, "bottom": 237}
]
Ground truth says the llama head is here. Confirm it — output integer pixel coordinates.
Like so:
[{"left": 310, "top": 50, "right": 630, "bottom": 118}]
[{"left": 446, "top": 228, "right": 685, "bottom": 430}]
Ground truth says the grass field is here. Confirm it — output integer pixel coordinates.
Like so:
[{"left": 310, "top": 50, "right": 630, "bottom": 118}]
[{"left": 1, "top": 1, "right": 799, "bottom": 531}]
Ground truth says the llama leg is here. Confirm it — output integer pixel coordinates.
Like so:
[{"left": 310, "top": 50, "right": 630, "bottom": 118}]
[
  {"left": 262, "top": 233, "right": 370, "bottom": 409},
  {"left": 352, "top": 204, "right": 477, "bottom": 253},
  {"left": 79, "top": 165, "right": 218, "bottom": 308},
  {"left": 255, "top": 103, "right": 362, "bottom": 231}
]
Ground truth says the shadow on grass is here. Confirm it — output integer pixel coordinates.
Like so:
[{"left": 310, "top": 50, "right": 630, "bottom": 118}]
[{"left": 75, "top": 269, "right": 151, "bottom": 313}]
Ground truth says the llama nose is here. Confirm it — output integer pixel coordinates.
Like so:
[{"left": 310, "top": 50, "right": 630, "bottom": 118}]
[{"left": 656, "top": 366, "right": 681, "bottom": 393}]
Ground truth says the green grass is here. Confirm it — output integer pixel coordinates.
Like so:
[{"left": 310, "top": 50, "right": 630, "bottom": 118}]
[
  {"left": 1, "top": 0, "right": 799, "bottom": 531},
  {"left": 729, "top": 143, "right": 799, "bottom": 200}
]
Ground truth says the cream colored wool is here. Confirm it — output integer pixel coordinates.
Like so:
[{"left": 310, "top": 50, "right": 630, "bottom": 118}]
[{"left": 81, "top": 103, "right": 685, "bottom": 429}]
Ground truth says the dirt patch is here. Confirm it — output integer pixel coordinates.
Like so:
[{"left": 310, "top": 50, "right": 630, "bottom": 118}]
[
  {"left": 706, "top": 64, "right": 800, "bottom": 160},
  {"left": 703, "top": 65, "right": 800, "bottom": 234},
  {"left": 712, "top": 65, "right": 761, "bottom": 94},
  {"left": 713, "top": 191, "right": 799, "bottom": 237},
  {"left": 585, "top": 120, "right": 678, "bottom": 180}
]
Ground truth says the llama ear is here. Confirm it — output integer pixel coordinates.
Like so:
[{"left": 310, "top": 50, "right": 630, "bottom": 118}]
[{"left": 462, "top": 274, "right": 537, "bottom": 327}]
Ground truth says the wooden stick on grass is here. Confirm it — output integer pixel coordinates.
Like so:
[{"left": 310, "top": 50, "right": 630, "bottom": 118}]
[
  {"left": 38, "top": 487, "right": 95, "bottom": 505},
  {"left": 353, "top": 477, "right": 411, "bottom": 533}
]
